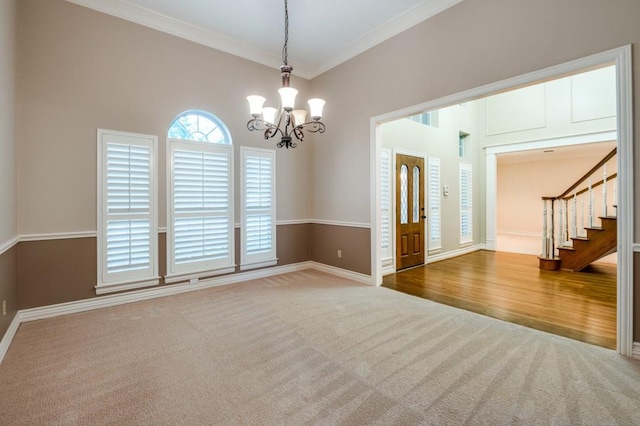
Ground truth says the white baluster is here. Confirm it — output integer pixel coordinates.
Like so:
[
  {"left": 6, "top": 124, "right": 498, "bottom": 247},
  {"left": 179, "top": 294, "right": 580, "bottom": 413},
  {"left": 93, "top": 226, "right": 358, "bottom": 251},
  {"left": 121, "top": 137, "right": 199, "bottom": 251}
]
[
  {"left": 580, "top": 200, "right": 585, "bottom": 237},
  {"left": 542, "top": 200, "right": 548, "bottom": 258},
  {"left": 571, "top": 194, "right": 577, "bottom": 239},
  {"left": 588, "top": 177, "right": 594, "bottom": 228},
  {"left": 602, "top": 164, "right": 608, "bottom": 217},
  {"left": 558, "top": 200, "right": 564, "bottom": 247},
  {"left": 550, "top": 200, "right": 556, "bottom": 257},
  {"left": 564, "top": 199, "right": 569, "bottom": 243}
]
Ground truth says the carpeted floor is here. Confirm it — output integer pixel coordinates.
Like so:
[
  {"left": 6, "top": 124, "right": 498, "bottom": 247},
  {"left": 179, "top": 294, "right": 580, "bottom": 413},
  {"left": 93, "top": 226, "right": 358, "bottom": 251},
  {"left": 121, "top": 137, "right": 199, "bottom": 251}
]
[{"left": 1, "top": 270, "right": 639, "bottom": 425}]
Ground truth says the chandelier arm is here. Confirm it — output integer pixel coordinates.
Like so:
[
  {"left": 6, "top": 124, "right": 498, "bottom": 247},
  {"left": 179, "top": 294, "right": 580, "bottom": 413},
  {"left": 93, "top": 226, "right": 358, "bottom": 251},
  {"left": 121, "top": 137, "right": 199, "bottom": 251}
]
[
  {"left": 247, "top": 118, "right": 284, "bottom": 140},
  {"left": 295, "top": 121, "right": 326, "bottom": 134}
]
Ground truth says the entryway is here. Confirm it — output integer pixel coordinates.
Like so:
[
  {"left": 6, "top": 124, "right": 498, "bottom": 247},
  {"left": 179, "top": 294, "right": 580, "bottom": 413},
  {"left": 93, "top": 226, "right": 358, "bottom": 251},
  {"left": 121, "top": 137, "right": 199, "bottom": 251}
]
[{"left": 371, "top": 46, "right": 633, "bottom": 356}]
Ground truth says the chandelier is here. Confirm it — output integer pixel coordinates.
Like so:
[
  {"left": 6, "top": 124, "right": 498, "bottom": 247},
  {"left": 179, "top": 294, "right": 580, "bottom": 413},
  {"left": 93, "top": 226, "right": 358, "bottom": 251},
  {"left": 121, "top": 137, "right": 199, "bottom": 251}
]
[{"left": 246, "top": 0, "right": 326, "bottom": 149}]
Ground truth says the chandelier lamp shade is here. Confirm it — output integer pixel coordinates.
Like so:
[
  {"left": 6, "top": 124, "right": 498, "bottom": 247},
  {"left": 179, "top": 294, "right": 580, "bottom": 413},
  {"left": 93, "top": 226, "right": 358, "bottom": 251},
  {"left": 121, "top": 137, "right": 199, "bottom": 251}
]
[{"left": 246, "top": 0, "right": 326, "bottom": 149}]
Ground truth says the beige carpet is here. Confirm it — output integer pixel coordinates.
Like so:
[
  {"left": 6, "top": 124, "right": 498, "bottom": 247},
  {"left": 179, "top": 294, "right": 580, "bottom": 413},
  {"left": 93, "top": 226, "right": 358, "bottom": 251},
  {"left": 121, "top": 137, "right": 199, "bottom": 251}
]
[{"left": 1, "top": 270, "right": 639, "bottom": 425}]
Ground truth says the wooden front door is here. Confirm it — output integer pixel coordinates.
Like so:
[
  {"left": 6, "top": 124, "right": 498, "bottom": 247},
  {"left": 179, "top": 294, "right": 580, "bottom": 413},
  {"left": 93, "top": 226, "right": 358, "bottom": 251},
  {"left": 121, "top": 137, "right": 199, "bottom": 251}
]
[{"left": 396, "top": 154, "right": 425, "bottom": 270}]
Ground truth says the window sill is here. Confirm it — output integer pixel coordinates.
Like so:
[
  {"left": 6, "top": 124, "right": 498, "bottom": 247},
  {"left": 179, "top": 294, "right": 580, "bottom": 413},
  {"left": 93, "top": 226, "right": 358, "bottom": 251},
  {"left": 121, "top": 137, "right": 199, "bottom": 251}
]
[
  {"left": 95, "top": 277, "right": 160, "bottom": 295},
  {"left": 240, "top": 259, "right": 278, "bottom": 271},
  {"left": 164, "top": 266, "right": 237, "bottom": 284}
]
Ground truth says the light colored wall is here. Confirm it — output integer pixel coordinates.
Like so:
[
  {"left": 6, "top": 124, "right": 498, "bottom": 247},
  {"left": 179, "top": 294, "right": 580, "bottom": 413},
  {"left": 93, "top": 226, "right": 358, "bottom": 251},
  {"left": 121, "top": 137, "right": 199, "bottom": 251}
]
[
  {"left": 497, "top": 154, "right": 616, "bottom": 235},
  {"left": 380, "top": 104, "right": 482, "bottom": 253},
  {"left": 0, "top": 0, "right": 17, "bottom": 244},
  {"left": 479, "top": 66, "right": 617, "bottom": 147},
  {"left": 16, "top": 0, "right": 311, "bottom": 236}
]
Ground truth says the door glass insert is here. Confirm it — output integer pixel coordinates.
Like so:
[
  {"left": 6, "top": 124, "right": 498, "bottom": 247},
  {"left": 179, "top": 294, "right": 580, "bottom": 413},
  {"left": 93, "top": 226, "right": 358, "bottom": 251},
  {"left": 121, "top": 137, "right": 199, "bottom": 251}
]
[
  {"left": 400, "top": 164, "right": 408, "bottom": 224},
  {"left": 413, "top": 166, "right": 420, "bottom": 223}
]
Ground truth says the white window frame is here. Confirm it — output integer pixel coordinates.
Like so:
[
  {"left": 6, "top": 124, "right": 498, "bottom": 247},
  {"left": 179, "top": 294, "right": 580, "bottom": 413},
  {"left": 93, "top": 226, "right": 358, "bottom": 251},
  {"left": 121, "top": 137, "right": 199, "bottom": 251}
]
[
  {"left": 240, "top": 147, "right": 277, "bottom": 270},
  {"left": 96, "top": 129, "right": 159, "bottom": 294},
  {"left": 428, "top": 157, "right": 442, "bottom": 251},
  {"left": 166, "top": 139, "right": 235, "bottom": 283},
  {"left": 460, "top": 163, "right": 473, "bottom": 245}
]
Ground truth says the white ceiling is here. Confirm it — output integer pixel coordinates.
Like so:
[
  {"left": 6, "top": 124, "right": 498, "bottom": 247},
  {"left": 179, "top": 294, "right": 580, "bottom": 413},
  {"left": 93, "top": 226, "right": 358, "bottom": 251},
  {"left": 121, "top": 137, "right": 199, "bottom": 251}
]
[
  {"left": 66, "top": 0, "right": 463, "bottom": 79},
  {"left": 497, "top": 141, "right": 617, "bottom": 165}
]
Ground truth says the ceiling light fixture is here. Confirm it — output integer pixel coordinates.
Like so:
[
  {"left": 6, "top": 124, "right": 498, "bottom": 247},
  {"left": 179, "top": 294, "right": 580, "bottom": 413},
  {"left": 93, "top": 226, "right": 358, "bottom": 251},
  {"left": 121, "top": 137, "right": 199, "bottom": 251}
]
[{"left": 246, "top": 0, "right": 326, "bottom": 149}]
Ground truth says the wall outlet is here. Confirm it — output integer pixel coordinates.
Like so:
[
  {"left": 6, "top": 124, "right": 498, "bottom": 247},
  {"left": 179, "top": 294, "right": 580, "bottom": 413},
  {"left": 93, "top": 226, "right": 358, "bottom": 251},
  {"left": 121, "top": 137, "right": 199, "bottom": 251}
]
[
  {"left": 337, "top": 250, "right": 342, "bottom": 258},
  {"left": 189, "top": 278, "right": 199, "bottom": 285},
  {"left": 2, "top": 300, "right": 6, "bottom": 316}
]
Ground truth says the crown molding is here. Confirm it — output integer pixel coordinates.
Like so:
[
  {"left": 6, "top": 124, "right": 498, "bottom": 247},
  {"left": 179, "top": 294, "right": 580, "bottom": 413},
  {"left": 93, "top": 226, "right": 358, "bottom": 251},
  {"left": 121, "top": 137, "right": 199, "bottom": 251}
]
[
  {"left": 309, "top": 0, "right": 464, "bottom": 77},
  {"left": 65, "top": 0, "right": 462, "bottom": 80},
  {"left": 65, "top": 0, "right": 311, "bottom": 78}
]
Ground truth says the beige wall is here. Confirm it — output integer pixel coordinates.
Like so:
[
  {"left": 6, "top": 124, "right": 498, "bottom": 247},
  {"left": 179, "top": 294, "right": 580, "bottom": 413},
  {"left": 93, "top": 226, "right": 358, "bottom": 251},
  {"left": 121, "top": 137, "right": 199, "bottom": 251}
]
[
  {"left": 16, "top": 0, "right": 311, "bottom": 236},
  {"left": 310, "top": 0, "right": 640, "bottom": 337},
  {"left": 0, "top": 0, "right": 17, "bottom": 243},
  {"left": 0, "top": 0, "right": 18, "bottom": 337}
]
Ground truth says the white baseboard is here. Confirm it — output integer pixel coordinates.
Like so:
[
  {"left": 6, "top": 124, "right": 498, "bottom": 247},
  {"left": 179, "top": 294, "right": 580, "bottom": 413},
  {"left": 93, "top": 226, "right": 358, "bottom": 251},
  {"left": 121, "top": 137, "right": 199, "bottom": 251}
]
[
  {"left": 427, "top": 244, "right": 485, "bottom": 264},
  {"left": 308, "top": 262, "right": 373, "bottom": 285},
  {"left": 381, "top": 266, "right": 395, "bottom": 276},
  {"left": 0, "top": 261, "right": 371, "bottom": 364},
  {"left": 633, "top": 342, "right": 640, "bottom": 360},
  {"left": 0, "top": 313, "right": 21, "bottom": 365}
]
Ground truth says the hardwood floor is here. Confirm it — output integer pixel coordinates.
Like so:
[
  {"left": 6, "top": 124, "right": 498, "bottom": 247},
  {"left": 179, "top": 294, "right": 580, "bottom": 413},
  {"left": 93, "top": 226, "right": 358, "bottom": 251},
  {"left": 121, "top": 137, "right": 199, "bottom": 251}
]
[{"left": 382, "top": 250, "right": 617, "bottom": 349}]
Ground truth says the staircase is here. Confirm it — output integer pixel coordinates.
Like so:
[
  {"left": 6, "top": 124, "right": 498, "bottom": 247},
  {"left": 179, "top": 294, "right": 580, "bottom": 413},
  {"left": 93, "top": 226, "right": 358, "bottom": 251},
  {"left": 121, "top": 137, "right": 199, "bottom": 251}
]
[
  {"left": 538, "top": 148, "right": 617, "bottom": 272},
  {"left": 557, "top": 216, "right": 617, "bottom": 271}
]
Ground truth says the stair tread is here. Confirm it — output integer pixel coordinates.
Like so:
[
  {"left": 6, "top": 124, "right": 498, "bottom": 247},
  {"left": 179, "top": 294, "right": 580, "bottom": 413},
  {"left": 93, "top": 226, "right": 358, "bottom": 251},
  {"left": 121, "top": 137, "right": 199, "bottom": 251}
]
[
  {"left": 599, "top": 216, "right": 618, "bottom": 220},
  {"left": 584, "top": 227, "right": 604, "bottom": 231},
  {"left": 571, "top": 236, "right": 589, "bottom": 241},
  {"left": 557, "top": 246, "right": 575, "bottom": 252}
]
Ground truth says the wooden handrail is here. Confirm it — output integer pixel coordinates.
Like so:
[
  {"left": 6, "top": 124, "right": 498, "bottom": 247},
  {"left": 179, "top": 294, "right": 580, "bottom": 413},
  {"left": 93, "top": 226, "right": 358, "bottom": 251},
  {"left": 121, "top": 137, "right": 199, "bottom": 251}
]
[
  {"left": 556, "top": 148, "right": 616, "bottom": 199},
  {"left": 561, "top": 173, "right": 617, "bottom": 200}
]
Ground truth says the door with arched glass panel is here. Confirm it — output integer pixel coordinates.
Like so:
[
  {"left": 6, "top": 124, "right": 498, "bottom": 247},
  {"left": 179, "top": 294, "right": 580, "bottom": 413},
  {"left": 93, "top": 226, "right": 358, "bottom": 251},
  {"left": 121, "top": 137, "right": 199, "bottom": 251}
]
[{"left": 396, "top": 154, "right": 425, "bottom": 270}]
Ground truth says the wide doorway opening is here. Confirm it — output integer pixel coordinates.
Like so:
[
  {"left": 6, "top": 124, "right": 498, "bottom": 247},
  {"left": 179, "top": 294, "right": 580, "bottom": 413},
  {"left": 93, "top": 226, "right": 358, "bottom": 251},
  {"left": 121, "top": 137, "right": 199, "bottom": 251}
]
[{"left": 371, "top": 47, "right": 633, "bottom": 355}]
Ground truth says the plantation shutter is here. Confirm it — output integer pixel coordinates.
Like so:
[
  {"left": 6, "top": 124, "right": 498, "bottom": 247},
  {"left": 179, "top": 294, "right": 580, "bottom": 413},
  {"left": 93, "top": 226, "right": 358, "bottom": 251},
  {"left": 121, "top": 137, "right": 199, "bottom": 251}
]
[
  {"left": 428, "top": 157, "right": 441, "bottom": 250},
  {"left": 460, "top": 163, "right": 473, "bottom": 243},
  {"left": 380, "top": 149, "right": 392, "bottom": 260},
  {"left": 167, "top": 140, "right": 234, "bottom": 280},
  {"left": 241, "top": 147, "right": 277, "bottom": 270},
  {"left": 98, "top": 130, "right": 158, "bottom": 292}
]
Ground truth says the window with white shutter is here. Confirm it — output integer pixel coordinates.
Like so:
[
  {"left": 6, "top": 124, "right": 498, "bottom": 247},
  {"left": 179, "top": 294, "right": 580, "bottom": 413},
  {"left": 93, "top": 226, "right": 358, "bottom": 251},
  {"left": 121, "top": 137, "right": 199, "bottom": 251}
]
[
  {"left": 380, "top": 148, "right": 392, "bottom": 261},
  {"left": 166, "top": 111, "right": 234, "bottom": 283},
  {"left": 460, "top": 163, "right": 473, "bottom": 244},
  {"left": 241, "top": 147, "right": 276, "bottom": 270},
  {"left": 428, "top": 157, "right": 441, "bottom": 250},
  {"left": 97, "top": 129, "right": 159, "bottom": 294}
]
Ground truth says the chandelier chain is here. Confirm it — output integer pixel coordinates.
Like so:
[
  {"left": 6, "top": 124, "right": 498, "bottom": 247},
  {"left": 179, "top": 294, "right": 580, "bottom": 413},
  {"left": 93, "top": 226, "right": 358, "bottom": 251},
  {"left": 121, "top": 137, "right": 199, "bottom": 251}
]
[
  {"left": 282, "top": 0, "right": 289, "bottom": 65},
  {"left": 246, "top": 0, "right": 326, "bottom": 149}
]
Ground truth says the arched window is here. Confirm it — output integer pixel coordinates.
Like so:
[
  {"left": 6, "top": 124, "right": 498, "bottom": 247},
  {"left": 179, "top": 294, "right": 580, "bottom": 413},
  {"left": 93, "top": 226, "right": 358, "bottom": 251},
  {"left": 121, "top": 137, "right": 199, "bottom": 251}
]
[
  {"left": 166, "top": 110, "right": 234, "bottom": 282},
  {"left": 167, "top": 110, "right": 232, "bottom": 144}
]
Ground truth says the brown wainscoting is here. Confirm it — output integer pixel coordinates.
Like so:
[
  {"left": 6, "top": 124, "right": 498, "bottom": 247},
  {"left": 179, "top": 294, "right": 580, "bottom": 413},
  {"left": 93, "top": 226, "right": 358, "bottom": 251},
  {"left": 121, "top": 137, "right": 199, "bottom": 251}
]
[
  {"left": 276, "top": 224, "right": 310, "bottom": 265},
  {"left": 17, "top": 237, "right": 97, "bottom": 309},
  {"left": 17, "top": 224, "right": 313, "bottom": 309},
  {"left": 0, "top": 244, "right": 18, "bottom": 336},
  {"left": 309, "top": 223, "right": 371, "bottom": 275}
]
